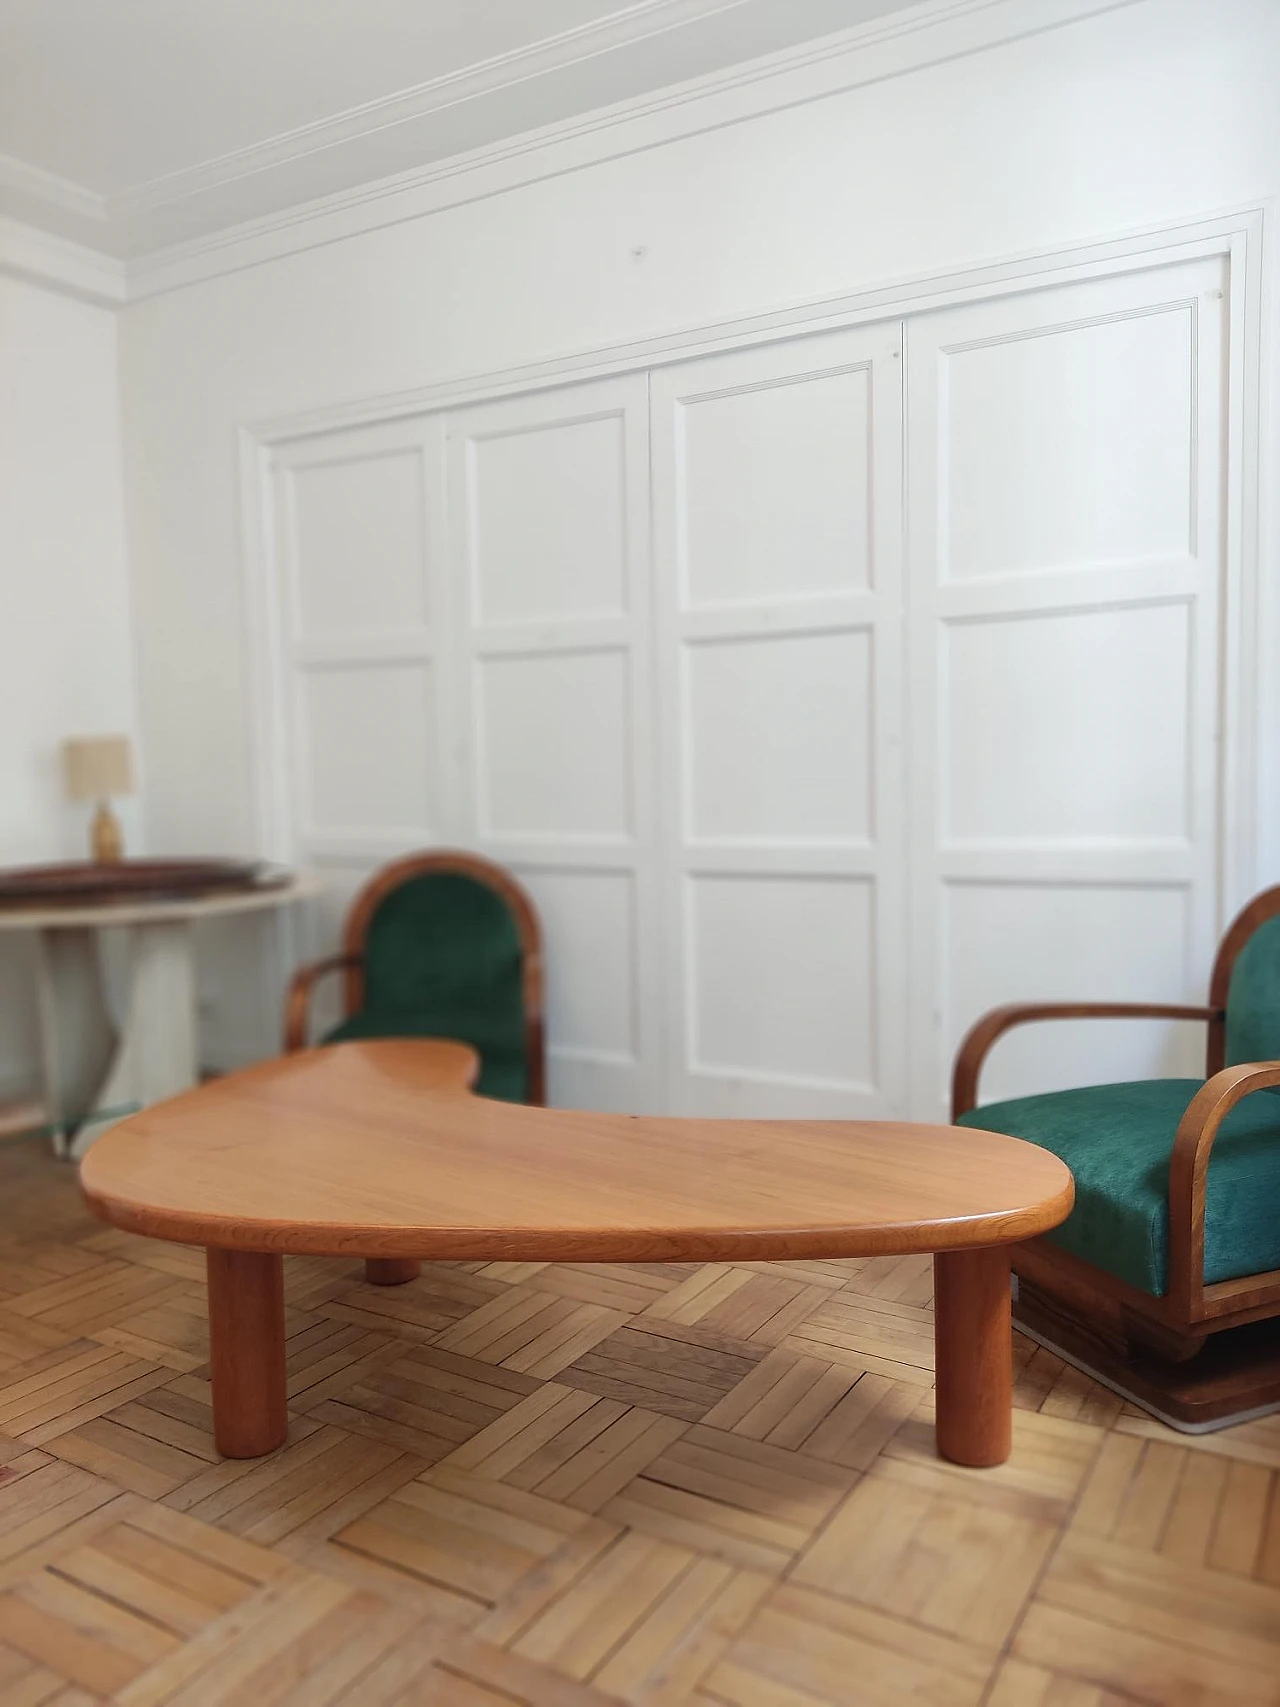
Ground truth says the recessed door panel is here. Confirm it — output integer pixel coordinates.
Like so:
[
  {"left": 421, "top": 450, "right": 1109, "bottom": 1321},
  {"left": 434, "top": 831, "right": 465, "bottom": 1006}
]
[{"left": 680, "top": 365, "right": 873, "bottom": 606}]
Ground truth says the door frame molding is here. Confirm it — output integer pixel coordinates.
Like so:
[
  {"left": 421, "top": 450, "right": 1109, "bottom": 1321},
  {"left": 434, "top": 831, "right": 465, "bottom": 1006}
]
[{"left": 240, "top": 202, "right": 1270, "bottom": 975}]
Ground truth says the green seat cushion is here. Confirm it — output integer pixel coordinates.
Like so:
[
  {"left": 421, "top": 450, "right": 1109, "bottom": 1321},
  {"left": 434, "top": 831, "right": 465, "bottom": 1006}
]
[
  {"left": 956, "top": 1079, "right": 1280, "bottom": 1296},
  {"left": 322, "top": 870, "right": 530, "bottom": 1104}
]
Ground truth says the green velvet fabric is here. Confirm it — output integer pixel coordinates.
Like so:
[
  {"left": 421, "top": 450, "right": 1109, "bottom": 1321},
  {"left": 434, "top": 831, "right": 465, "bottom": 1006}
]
[
  {"left": 1225, "top": 912, "right": 1280, "bottom": 1072},
  {"left": 324, "top": 871, "right": 529, "bottom": 1103},
  {"left": 957, "top": 1079, "right": 1280, "bottom": 1296}
]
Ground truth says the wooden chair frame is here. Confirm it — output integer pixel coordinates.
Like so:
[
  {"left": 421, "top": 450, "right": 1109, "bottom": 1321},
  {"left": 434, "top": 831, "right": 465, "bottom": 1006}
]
[
  {"left": 283, "top": 850, "right": 546, "bottom": 1105},
  {"left": 951, "top": 884, "right": 1280, "bottom": 1361}
]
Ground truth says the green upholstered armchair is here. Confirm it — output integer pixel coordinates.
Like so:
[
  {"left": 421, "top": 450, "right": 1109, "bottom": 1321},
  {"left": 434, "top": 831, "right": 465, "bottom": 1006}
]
[
  {"left": 284, "top": 850, "right": 545, "bottom": 1105},
  {"left": 951, "top": 883, "right": 1280, "bottom": 1429}
]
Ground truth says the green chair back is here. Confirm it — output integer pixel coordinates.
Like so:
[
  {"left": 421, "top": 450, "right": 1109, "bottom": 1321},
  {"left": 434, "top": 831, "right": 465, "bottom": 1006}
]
[
  {"left": 325, "top": 869, "right": 530, "bottom": 1102},
  {"left": 1224, "top": 912, "right": 1280, "bottom": 1070}
]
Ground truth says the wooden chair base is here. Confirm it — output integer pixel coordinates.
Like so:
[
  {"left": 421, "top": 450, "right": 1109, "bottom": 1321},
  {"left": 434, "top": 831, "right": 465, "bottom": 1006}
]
[{"left": 1015, "top": 1279, "right": 1280, "bottom": 1432}]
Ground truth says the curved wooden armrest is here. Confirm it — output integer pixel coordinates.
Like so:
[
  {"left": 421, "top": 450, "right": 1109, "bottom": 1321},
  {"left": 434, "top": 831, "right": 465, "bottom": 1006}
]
[
  {"left": 951, "top": 1002, "right": 1221, "bottom": 1121},
  {"left": 1168, "top": 1060, "right": 1280, "bottom": 1312},
  {"left": 283, "top": 954, "right": 361, "bottom": 1053}
]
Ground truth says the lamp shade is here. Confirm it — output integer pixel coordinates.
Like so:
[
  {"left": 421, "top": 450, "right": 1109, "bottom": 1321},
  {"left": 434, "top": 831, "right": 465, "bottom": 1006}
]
[{"left": 63, "top": 735, "right": 135, "bottom": 801}]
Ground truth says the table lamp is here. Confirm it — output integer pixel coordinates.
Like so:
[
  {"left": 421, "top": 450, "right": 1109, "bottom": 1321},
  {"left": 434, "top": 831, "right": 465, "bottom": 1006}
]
[{"left": 63, "top": 735, "right": 134, "bottom": 863}]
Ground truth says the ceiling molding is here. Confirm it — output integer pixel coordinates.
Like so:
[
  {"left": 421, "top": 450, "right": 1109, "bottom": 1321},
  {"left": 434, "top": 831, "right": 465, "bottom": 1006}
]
[
  {"left": 0, "top": 152, "right": 107, "bottom": 222},
  {"left": 109, "top": 0, "right": 754, "bottom": 217},
  {"left": 0, "top": 216, "right": 126, "bottom": 307},
  {"left": 126, "top": 0, "right": 1143, "bottom": 302},
  {"left": 0, "top": 0, "right": 1145, "bottom": 303}
]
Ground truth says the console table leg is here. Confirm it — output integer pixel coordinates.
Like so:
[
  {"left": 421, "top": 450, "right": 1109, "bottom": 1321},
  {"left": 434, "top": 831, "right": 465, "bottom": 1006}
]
[
  {"left": 365, "top": 1258, "right": 420, "bottom": 1286},
  {"left": 933, "top": 1247, "right": 1012, "bottom": 1467},
  {"left": 207, "top": 1249, "right": 287, "bottom": 1458}
]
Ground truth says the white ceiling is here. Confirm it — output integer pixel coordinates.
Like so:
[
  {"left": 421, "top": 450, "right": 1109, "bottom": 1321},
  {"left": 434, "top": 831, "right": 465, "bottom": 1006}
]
[
  {"left": 3, "top": 0, "right": 683, "bottom": 195},
  {"left": 0, "top": 0, "right": 922, "bottom": 259}
]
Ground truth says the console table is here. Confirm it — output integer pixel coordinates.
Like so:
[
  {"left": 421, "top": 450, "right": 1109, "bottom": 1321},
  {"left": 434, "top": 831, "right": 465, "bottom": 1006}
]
[{"left": 0, "top": 871, "right": 316, "bottom": 1155}]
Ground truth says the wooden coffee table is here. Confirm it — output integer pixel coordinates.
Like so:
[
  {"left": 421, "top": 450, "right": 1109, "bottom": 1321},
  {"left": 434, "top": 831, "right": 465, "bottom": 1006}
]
[{"left": 80, "top": 1040, "right": 1072, "bottom": 1468}]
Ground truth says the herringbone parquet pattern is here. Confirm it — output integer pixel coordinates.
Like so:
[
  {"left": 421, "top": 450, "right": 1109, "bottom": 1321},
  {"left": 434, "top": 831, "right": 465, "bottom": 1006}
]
[{"left": 0, "top": 1135, "right": 1277, "bottom": 1705}]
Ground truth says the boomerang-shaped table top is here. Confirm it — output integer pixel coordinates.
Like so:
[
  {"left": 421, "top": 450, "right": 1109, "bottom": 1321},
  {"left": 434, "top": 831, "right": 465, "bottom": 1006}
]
[{"left": 81, "top": 1039, "right": 1073, "bottom": 1467}]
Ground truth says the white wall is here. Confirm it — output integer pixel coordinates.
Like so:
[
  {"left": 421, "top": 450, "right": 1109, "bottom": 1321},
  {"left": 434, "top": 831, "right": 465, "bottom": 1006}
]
[
  {"left": 0, "top": 274, "right": 139, "bottom": 1098},
  {"left": 116, "top": 0, "right": 1280, "bottom": 1069}
]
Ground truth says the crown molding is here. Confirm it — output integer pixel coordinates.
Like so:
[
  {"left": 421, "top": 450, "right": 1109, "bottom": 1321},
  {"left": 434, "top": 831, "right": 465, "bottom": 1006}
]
[
  {"left": 126, "top": 0, "right": 1143, "bottom": 301},
  {"left": 109, "top": 0, "right": 754, "bottom": 218},
  {"left": 0, "top": 0, "right": 1145, "bottom": 303},
  {"left": 0, "top": 0, "right": 846, "bottom": 257},
  {"left": 0, "top": 153, "right": 106, "bottom": 224},
  {"left": 0, "top": 216, "right": 126, "bottom": 307}
]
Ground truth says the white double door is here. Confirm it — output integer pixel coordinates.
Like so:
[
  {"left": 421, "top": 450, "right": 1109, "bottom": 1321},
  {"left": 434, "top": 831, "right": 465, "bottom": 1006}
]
[{"left": 276, "top": 254, "right": 1228, "bottom": 1118}]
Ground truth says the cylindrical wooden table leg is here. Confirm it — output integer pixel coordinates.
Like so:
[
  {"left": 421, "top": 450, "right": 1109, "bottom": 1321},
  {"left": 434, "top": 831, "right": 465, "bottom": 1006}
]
[
  {"left": 206, "top": 1248, "right": 287, "bottom": 1459},
  {"left": 933, "top": 1246, "right": 1013, "bottom": 1468},
  {"left": 365, "top": 1258, "right": 420, "bottom": 1286}
]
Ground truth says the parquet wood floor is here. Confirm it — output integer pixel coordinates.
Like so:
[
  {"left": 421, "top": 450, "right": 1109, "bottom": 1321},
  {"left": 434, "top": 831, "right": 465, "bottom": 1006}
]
[{"left": 0, "top": 1135, "right": 1276, "bottom": 1705}]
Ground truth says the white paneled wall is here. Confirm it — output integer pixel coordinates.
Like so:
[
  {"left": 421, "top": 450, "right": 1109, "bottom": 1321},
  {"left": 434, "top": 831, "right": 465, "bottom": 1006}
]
[
  {"left": 262, "top": 253, "right": 1231, "bottom": 1119},
  {"left": 650, "top": 325, "right": 905, "bottom": 1117},
  {"left": 447, "top": 379, "right": 660, "bottom": 1110},
  {"left": 906, "top": 257, "right": 1227, "bottom": 1112},
  {"left": 276, "top": 419, "right": 446, "bottom": 863}
]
